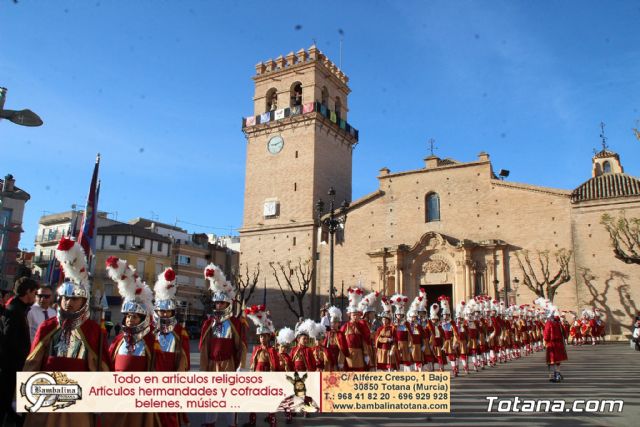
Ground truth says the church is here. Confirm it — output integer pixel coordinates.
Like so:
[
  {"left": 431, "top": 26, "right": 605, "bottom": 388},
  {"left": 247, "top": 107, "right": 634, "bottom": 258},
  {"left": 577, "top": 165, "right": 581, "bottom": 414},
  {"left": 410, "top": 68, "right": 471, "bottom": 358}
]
[{"left": 239, "top": 46, "right": 640, "bottom": 339}]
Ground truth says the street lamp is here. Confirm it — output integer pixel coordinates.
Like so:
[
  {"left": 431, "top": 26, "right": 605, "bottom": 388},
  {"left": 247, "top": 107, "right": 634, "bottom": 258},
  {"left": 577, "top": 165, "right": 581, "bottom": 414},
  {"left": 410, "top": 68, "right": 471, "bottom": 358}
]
[
  {"left": 0, "top": 87, "right": 43, "bottom": 127},
  {"left": 513, "top": 277, "right": 520, "bottom": 303},
  {"left": 316, "top": 187, "right": 349, "bottom": 306}
]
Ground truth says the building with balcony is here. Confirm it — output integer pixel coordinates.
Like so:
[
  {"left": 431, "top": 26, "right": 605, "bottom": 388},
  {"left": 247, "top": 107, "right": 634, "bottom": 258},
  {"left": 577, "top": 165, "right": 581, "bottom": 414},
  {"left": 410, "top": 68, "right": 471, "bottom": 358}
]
[
  {"left": 0, "top": 174, "right": 30, "bottom": 290},
  {"left": 32, "top": 209, "right": 117, "bottom": 278}
]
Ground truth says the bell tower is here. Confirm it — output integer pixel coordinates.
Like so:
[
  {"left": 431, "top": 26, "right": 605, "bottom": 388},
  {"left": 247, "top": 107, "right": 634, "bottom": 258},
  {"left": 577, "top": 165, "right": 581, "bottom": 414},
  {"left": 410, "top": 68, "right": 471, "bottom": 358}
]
[{"left": 239, "top": 46, "right": 358, "bottom": 322}]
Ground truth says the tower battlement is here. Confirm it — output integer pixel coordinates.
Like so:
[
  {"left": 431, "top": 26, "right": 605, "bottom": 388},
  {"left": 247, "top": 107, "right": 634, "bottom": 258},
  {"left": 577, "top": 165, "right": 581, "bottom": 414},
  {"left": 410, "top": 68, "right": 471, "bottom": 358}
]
[{"left": 254, "top": 45, "right": 349, "bottom": 84}]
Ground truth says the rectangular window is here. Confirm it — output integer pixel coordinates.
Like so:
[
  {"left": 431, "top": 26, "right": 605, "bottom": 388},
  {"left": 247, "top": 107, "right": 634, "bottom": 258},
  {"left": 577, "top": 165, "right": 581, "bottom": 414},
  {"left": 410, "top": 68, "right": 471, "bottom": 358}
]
[
  {"left": 176, "top": 255, "right": 191, "bottom": 265},
  {"left": 138, "top": 238, "right": 145, "bottom": 248},
  {"left": 294, "top": 182, "right": 297, "bottom": 191},
  {"left": 155, "top": 263, "right": 163, "bottom": 275},
  {"left": 137, "top": 260, "right": 146, "bottom": 276},
  {"left": 293, "top": 237, "right": 296, "bottom": 246},
  {"left": 157, "top": 241, "right": 163, "bottom": 252},
  {"left": 110, "top": 235, "right": 117, "bottom": 245}
]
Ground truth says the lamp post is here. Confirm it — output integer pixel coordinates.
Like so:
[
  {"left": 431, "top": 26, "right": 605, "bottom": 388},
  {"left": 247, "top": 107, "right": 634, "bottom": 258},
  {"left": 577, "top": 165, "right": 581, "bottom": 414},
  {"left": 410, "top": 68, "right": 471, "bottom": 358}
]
[
  {"left": 493, "top": 279, "right": 500, "bottom": 301},
  {"left": 316, "top": 187, "right": 349, "bottom": 306},
  {"left": 0, "top": 87, "right": 43, "bottom": 127}
]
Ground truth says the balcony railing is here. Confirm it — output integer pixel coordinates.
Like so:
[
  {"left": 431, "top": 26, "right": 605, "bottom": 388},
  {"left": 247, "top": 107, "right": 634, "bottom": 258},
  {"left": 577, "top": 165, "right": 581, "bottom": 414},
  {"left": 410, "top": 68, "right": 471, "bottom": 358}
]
[
  {"left": 242, "top": 101, "right": 359, "bottom": 141},
  {"left": 35, "top": 231, "right": 67, "bottom": 244}
]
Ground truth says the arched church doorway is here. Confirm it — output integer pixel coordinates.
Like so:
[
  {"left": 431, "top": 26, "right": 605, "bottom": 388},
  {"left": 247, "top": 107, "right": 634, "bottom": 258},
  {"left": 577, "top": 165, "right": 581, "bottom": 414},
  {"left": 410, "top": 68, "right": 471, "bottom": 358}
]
[{"left": 420, "top": 284, "right": 452, "bottom": 308}]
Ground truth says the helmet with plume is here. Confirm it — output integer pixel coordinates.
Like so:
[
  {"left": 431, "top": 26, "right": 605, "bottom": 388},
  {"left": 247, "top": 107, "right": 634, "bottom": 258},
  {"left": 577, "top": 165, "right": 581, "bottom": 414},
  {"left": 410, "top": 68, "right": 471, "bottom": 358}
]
[
  {"left": 346, "top": 285, "right": 365, "bottom": 314},
  {"left": 245, "top": 304, "right": 274, "bottom": 335}
]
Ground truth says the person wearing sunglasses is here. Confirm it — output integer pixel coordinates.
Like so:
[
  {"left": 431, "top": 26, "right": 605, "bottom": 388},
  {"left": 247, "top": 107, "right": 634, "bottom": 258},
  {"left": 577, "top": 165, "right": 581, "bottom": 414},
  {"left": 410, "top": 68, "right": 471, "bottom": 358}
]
[{"left": 26, "top": 285, "right": 56, "bottom": 341}]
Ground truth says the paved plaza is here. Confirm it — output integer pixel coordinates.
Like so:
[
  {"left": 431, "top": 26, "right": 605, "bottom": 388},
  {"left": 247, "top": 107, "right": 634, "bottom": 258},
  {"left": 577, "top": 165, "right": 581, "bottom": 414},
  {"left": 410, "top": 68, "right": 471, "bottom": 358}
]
[{"left": 188, "top": 341, "right": 639, "bottom": 427}]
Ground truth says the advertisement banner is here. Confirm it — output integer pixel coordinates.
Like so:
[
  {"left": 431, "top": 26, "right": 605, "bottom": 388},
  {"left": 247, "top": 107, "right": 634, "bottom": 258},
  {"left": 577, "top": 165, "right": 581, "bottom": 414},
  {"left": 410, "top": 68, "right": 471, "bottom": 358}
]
[{"left": 16, "top": 371, "right": 449, "bottom": 414}]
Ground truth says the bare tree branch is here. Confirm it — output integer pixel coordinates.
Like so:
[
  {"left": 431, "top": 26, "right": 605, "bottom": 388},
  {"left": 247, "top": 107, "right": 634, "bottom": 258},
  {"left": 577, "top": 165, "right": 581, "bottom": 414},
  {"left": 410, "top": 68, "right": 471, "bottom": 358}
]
[
  {"left": 515, "top": 248, "right": 573, "bottom": 301},
  {"left": 270, "top": 258, "right": 314, "bottom": 319},
  {"left": 601, "top": 212, "right": 640, "bottom": 265}
]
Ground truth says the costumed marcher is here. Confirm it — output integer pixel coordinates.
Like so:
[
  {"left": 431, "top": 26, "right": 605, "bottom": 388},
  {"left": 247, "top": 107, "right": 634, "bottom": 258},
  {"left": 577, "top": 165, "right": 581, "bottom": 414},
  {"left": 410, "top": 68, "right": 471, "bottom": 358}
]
[
  {"left": 560, "top": 311, "right": 571, "bottom": 345},
  {"left": 359, "top": 291, "right": 381, "bottom": 337},
  {"left": 439, "top": 296, "right": 460, "bottom": 377},
  {"left": 569, "top": 311, "right": 582, "bottom": 346},
  {"left": 338, "top": 286, "right": 373, "bottom": 371},
  {"left": 487, "top": 300, "right": 501, "bottom": 367},
  {"left": 200, "top": 264, "right": 247, "bottom": 427},
  {"left": 391, "top": 294, "right": 412, "bottom": 371},
  {"left": 580, "top": 309, "right": 594, "bottom": 345},
  {"left": 537, "top": 298, "right": 568, "bottom": 382},
  {"left": 23, "top": 237, "right": 110, "bottom": 427},
  {"left": 312, "top": 322, "right": 332, "bottom": 371},
  {"left": 290, "top": 319, "right": 318, "bottom": 372},
  {"left": 245, "top": 304, "right": 278, "bottom": 427},
  {"left": 427, "top": 303, "right": 445, "bottom": 371},
  {"left": 407, "top": 296, "right": 426, "bottom": 371},
  {"left": 455, "top": 300, "right": 470, "bottom": 374},
  {"left": 153, "top": 267, "right": 191, "bottom": 427},
  {"left": 323, "top": 306, "right": 344, "bottom": 370},
  {"left": 373, "top": 296, "right": 397, "bottom": 371},
  {"left": 465, "top": 299, "right": 481, "bottom": 371},
  {"left": 105, "top": 257, "right": 160, "bottom": 427},
  {"left": 275, "top": 327, "right": 295, "bottom": 424}
]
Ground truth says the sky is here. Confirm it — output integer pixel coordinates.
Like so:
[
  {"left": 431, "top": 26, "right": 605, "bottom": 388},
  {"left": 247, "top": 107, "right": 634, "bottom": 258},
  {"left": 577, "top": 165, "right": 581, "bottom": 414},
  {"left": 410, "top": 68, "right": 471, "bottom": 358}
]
[{"left": 1, "top": 0, "right": 639, "bottom": 251}]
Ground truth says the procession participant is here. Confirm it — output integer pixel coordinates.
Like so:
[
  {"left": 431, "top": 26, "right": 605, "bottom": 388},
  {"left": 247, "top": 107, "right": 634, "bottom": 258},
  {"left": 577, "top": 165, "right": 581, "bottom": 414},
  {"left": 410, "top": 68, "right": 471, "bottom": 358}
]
[
  {"left": 152, "top": 266, "right": 191, "bottom": 427},
  {"left": 539, "top": 299, "right": 568, "bottom": 382},
  {"left": 455, "top": 301, "right": 470, "bottom": 375},
  {"left": 465, "top": 300, "right": 481, "bottom": 371},
  {"left": 479, "top": 297, "right": 492, "bottom": 367},
  {"left": 473, "top": 298, "right": 487, "bottom": 369},
  {"left": 373, "top": 297, "right": 397, "bottom": 371},
  {"left": 312, "top": 322, "right": 332, "bottom": 371},
  {"left": 560, "top": 311, "right": 571, "bottom": 345},
  {"left": 338, "top": 286, "right": 373, "bottom": 371},
  {"left": 427, "top": 303, "right": 445, "bottom": 371},
  {"left": 200, "top": 263, "right": 247, "bottom": 427},
  {"left": 245, "top": 304, "right": 278, "bottom": 427},
  {"left": 275, "top": 327, "right": 295, "bottom": 425},
  {"left": 523, "top": 305, "right": 535, "bottom": 354},
  {"left": 499, "top": 303, "right": 513, "bottom": 362},
  {"left": 536, "top": 309, "right": 546, "bottom": 352},
  {"left": 407, "top": 297, "right": 426, "bottom": 371},
  {"left": 106, "top": 258, "right": 160, "bottom": 427},
  {"left": 390, "top": 294, "right": 412, "bottom": 371},
  {"left": 416, "top": 293, "right": 435, "bottom": 371},
  {"left": 323, "top": 306, "right": 345, "bottom": 370},
  {"left": 359, "top": 291, "right": 381, "bottom": 337},
  {"left": 290, "top": 319, "right": 317, "bottom": 372},
  {"left": 276, "top": 327, "right": 295, "bottom": 371},
  {"left": 23, "top": 237, "right": 110, "bottom": 427},
  {"left": 569, "top": 311, "right": 582, "bottom": 346},
  {"left": 512, "top": 306, "right": 525, "bottom": 359},
  {"left": 439, "top": 296, "right": 460, "bottom": 377},
  {"left": 487, "top": 300, "right": 501, "bottom": 367},
  {"left": 593, "top": 308, "right": 605, "bottom": 344}
]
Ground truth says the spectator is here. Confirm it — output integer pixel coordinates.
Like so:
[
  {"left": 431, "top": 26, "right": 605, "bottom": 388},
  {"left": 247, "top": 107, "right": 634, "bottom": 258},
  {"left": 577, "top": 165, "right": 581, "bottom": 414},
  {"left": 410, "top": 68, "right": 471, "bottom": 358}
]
[
  {"left": 26, "top": 285, "right": 56, "bottom": 341},
  {"left": 1, "top": 289, "right": 14, "bottom": 308},
  {"left": 0, "top": 277, "right": 38, "bottom": 426}
]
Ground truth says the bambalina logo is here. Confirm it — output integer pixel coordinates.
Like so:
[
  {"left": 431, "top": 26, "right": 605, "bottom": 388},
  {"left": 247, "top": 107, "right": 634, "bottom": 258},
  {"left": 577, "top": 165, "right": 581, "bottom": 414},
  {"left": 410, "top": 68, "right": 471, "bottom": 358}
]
[{"left": 20, "top": 372, "right": 82, "bottom": 412}]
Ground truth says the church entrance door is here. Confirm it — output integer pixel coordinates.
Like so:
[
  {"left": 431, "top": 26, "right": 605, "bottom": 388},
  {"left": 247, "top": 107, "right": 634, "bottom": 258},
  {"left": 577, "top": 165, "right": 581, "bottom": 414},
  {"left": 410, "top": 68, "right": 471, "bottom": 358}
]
[{"left": 420, "top": 284, "right": 452, "bottom": 307}]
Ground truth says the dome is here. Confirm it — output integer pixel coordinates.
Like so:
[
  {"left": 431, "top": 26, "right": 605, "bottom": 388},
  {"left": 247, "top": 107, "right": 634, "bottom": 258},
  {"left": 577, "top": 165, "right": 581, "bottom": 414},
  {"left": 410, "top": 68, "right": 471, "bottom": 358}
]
[{"left": 571, "top": 173, "right": 640, "bottom": 203}]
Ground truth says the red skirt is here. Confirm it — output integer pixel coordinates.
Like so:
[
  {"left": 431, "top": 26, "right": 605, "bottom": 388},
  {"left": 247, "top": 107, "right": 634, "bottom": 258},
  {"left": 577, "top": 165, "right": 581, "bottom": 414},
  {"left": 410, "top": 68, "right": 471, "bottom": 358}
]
[{"left": 546, "top": 342, "right": 568, "bottom": 364}]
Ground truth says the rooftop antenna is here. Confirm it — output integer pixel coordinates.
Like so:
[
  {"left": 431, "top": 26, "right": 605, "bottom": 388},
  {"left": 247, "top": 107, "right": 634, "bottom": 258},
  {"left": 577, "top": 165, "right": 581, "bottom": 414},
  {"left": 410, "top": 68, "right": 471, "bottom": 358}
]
[
  {"left": 599, "top": 121, "right": 609, "bottom": 152},
  {"left": 427, "top": 138, "right": 437, "bottom": 156}
]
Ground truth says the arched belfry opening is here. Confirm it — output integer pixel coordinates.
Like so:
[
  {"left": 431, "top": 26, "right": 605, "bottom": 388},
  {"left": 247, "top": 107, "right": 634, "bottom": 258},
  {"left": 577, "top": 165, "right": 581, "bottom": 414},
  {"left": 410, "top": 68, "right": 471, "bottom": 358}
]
[
  {"left": 290, "top": 82, "right": 302, "bottom": 107},
  {"left": 266, "top": 88, "right": 278, "bottom": 111}
]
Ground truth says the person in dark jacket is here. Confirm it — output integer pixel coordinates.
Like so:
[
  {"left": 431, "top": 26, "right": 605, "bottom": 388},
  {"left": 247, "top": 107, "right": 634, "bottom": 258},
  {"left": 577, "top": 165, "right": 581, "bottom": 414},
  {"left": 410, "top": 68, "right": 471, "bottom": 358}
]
[{"left": 0, "top": 277, "right": 38, "bottom": 426}]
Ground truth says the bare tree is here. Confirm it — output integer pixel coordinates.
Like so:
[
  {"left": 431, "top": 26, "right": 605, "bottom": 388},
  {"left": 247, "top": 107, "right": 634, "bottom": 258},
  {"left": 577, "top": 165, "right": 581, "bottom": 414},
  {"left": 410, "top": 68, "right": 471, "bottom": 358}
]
[
  {"left": 270, "top": 258, "right": 314, "bottom": 319},
  {"left": 232, "top": 262, "right": 261, "bottom": 315},
  {"left": 514, "top": 248, "right": 572, "bottom": 302},
  {"left": 601, "top": 212, "right": 640, "bottom": 265}
]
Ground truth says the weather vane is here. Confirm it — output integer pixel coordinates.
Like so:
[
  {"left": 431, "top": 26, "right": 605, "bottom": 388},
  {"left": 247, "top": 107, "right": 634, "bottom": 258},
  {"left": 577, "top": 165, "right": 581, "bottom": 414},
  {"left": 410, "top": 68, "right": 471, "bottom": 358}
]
[
  {"left": 599, "top": 122, "right": 609, "bottom": 152},
  {"left": 427, "top": 138, "right": 437, "bottom": 156}
]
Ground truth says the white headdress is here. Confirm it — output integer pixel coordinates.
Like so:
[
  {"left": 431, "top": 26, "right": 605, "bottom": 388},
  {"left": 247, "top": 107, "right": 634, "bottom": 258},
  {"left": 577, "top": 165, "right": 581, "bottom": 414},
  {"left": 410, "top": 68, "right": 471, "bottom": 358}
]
[
  {"left": 430, "top": 303, "right": 440, "bottom": 320},
  {"left": 277, "top": 327, "right": 295, "bottom": 346},
  {"left": 358, "top": 291, "right": 380, "bottom": 313},
  {"left": 56, "top": 237, "right": 90, "bottom": 299},
  {"left": 390, "top": 294, "right": 408, "bottom": 316},
  {"left": 295, "top": 318, "right": 317, "bottom": 338},
  {"left": 379, "top": 296, "right": 393, "bottom": 319},
  {"left": 438, "top": 295, "right": 451, "bottom": 317},
  {"left": 328, "top": 306, "right": 342, "bottom": 323},
  {"left": 245, "top": 304, "right": 274, "bottom": 335},
  {"left": 153, "top": 267, "right": 177, "bottom": 311},
  {"left": 204, "top": 263, "right": 236, "bottom": 303},
  {"left": 346, "top": 285, "right": 365, "bottom": 314},
  {"left": 407, "top": 295, "right": 423, "bottom": 318}
]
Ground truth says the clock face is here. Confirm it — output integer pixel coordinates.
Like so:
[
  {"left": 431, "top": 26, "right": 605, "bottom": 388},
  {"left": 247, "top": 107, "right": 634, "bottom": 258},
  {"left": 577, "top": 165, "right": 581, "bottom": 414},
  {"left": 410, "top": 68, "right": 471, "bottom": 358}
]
[{"left": 267, "top": 135, "right": 284, "bottom": 154}]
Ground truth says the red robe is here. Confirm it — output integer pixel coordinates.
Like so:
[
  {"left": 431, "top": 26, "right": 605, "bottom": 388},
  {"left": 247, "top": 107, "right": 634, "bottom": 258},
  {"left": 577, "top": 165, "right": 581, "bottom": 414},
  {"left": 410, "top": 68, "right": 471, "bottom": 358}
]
[
  {"left": 155, "top": 325, "right": 191, "bottom": 427},
  {"left": 338, "top": 320, "right": 372, "bottom": 371},
  {"left": 199, "top": 316, "right": 247, "bottom": 371},
  {"left": 109, "top": 331, "right": 159, "bottom": 371},
  {"left": 250, "top": 345, "right": 279, "bottom": 371},
  {"left": 290, "top": 345, "right": 317, "bottom": 371},
  {"left": 543, "top": 319, "right": 568, "bottom": 364}
]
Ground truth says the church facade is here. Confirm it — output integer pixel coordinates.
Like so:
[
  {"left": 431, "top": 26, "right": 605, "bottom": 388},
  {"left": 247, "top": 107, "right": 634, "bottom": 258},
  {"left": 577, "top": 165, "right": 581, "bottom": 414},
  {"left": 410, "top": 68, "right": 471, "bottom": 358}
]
[{"left": 240, "top": 47, "right": 640, "bottom": 338}]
